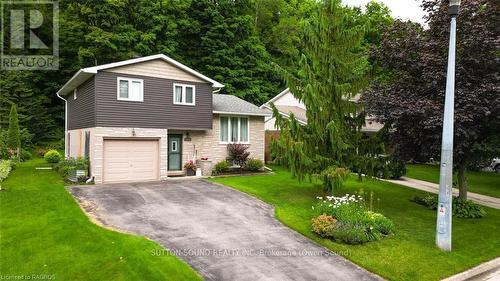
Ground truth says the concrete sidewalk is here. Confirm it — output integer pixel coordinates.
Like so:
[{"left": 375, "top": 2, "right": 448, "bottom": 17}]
[
  {"left": 442, "top": 257, "right": 500, "bottom": 281},
  {"left": 384, "top": 177, "right": 500, "bottom": 209}
]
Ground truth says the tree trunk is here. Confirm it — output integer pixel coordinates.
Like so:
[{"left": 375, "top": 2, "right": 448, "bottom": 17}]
[{"left": 457, "top": 163, "right": 467, "bottom": 200}]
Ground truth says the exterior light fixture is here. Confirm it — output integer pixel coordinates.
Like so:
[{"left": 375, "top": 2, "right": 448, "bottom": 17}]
[{"left": 448, "top": 0, "right": 461, "bottom": 16}]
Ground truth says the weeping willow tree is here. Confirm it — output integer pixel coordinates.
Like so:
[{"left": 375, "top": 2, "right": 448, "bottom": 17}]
[{"left": 271, "top": 0, "right": 369, "bottom": 193}]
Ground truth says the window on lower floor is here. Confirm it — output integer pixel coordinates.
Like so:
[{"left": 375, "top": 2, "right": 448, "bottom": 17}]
[{"left": 220, "top": 116, "right": 249, "bottom": 144}]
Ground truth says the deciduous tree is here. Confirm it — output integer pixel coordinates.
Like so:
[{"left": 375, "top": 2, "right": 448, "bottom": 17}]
[{"left": 363, "top": 0, "right": 500, "bottom": 199}]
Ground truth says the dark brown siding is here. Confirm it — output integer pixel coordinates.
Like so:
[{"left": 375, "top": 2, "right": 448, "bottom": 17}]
[
  {"left": 67, "top": 77, "right": 96, "bottom": 130},
  {"left": 95, "top": 71, "right": 213, "bottom": 129}
]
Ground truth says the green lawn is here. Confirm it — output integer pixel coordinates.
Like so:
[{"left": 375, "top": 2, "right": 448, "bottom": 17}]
[
  {"left": 406, "top": 164, "right": 500, "bottom": 198},
  {"left": 0, "top": 159, "right": 201, "bottom": 281},
  {"left": 211, "top": 166, "right": 500, "bottom": 281}
]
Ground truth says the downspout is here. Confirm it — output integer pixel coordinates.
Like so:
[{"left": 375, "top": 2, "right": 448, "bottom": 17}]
[{"left": 56, "top": 92, "right": 68, "bottom": 158}]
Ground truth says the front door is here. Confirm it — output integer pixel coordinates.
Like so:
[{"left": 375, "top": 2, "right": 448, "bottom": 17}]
[{"left": 168, "top": 135, "right": 182, "bottom": 171}]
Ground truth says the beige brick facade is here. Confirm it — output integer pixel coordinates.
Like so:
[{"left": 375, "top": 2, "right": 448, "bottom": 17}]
[{"left": 67, "top": 114, "right": 265, "bottom": 183}]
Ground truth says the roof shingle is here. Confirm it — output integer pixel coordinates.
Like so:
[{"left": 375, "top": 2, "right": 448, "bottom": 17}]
[{"left": 213, "top": 94, "right": 271, "bottom": 116}]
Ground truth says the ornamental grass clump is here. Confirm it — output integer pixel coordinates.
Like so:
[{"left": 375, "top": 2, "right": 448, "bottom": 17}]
[{"left": 311, "top": 194, "right": 394, "bottom": 244}]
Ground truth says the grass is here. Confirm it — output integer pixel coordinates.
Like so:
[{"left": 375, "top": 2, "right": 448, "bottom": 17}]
[
  {"left": 0, "top": 159, "right": 201, "bottom": 281},
  {"left": 406, "top": 164, "right": 500, "bottom": 198},
  {"left": 211, "top": 166, "right": 500, "bottom": 281}
]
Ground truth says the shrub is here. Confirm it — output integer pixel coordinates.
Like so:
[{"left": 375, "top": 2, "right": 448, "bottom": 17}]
[
  {"left": 54, "top": 157, "right": 88, "bottom": 179},
  {"left": 366, "top": 211, "right": 394, "bottom": 235},
  {"left": 354, "top": 155, "right": 407, "bottom": 179},
  {"left": 44, "top": 150, "right": 61, "bottom": 163},
  {"left": 411, "top": 194, "right": 437, "bottom": 209},
  {"left": 386, "top": 158, "right": 406, "bottom": 179},
  {"left": 213, "top": 160, "right": 230, "bottom": 175},
  {"left": 327, "top": 222, "right": 377, "bottom": 244},
  {"left": 311, "top": 214, "right": 337, "bottom": 237},
  {"left": 318, "top": 166, "right": 350, "bottom": 193},
  {"left": 453, "top": 199, "right": 486, "bottom": 218},
  {"left": 0, "top": 132, "right": 7, "bottom": 160},
  {"left": 412, "top": 194, "right": 486, "bottom": 218},
  {"left": 246, "top": 158, "right": 264, "bottom": 171},
  {"left": 227, "top": 143, "right": 250, "bottom": 168},
  {"left": 0, "top": 160, "right": 13, "bottom": 189},
  {"left": 20, "top": 149, "right": 32, "bottom": 161},
  {"left": 311, "top": 195, "right": 394, "bottom": 244}
]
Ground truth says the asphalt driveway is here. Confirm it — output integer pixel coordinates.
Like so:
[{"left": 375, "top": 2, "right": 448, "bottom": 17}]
[{"left": 69, "top": 180, "right": 382, "bottom": 281}]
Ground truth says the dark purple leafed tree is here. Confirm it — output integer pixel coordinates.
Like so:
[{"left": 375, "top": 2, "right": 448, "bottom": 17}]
[{"left": 362, "top": 0, "right": 499, "bottom": 199}]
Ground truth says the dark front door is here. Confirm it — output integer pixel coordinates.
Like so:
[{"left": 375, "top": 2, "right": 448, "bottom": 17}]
[{"left": 168, "top": 135, "right": 182, "bottom": 171}]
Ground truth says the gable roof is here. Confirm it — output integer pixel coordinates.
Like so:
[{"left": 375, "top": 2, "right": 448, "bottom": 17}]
[
  {"left": 262, "top": 88, "right": 383, "bottom": 133},
  {"left": 260, "top": 88, "right": 290, "bottom": 108},
  {"left": 274, "top": 105, "right": 307, "bottom": 123},
  {"left": 56, "top": 54, "right": 224, "bottom": 96},
  {"left": 213, "top": 94, "right": 271, "bottom": 117}
]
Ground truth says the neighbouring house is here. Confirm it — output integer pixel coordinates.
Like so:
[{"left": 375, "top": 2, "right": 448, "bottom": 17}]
[
  {"left": 260, "top": 88, "right": 383, "bottom": 162},
  {"left": 56, "top": 54, "right": 270, "bottom": 183}
]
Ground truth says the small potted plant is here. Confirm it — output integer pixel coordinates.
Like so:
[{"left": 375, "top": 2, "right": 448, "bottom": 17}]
[{"left": 184, "top": 160, "right": 196, "bottom": 176}]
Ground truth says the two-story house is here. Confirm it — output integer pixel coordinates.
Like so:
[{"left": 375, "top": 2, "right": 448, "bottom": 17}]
[{"left": 56, "top": 54, "right": 270, "bottom": 183}]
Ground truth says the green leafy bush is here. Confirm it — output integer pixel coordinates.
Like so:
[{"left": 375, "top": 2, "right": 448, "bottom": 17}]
[
  {"left": 327, "top": 222, "right": 378, "bottom": 244},
  {"left": 412, "top": 195, "right": 486, "bottom": 218},
  {"left": 353, "top": 155, "right": 407, "bottom": 179},
  {"left": 20, "top": 149, "right": 32, "bottom": 161},
  {"left": 311, "top": 195, "right": 394, "bottom": 244},
  {"left": 246, "top": 158, "right": 264, "bottom": 171},
  {"left": 453, "top": 199, "right": 486, "bottom": 218},
  {"left": 0, "top": 160, "right": 13, "bottom": 188},
  {"left": 213, "top": 160, "right": 230, "bottom": 175},
  {"left": 44, "top": 150, "right": 61, "bottom": 163},
  {"left": 54, "top": 157, "right": 88, "bottom": 178},
  {"left": 386, "top": 159, "right": 407, "bottom": 179},
  {"left": 318, "top": 166, "right": 350, "bottom": 193}
]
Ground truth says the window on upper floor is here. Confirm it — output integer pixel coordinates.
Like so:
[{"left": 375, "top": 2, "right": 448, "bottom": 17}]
[
  {"left": 117, "top": 77, "right": 143, "bottom": 102},
  {"left": 173, "top": 83, "right": 195, "bottom": 106},
  {"left": 219, "top": 116, "right": 249, "bottom": 144}
]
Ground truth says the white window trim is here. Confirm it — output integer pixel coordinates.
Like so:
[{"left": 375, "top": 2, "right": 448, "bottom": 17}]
[
  {"left": 173, "top": 83, "right": 196, "bottom": 106},
  {"left": 219, "top": 116, "right": 250, "bottom": 144},
  {"left": 116, "top": 77, "right": 144, "bottom": 102}
]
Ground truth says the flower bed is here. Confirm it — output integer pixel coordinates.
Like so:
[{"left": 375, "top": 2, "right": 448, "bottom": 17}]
[{"left": 311, "top": 194, "right": 394, "bottom": 244}]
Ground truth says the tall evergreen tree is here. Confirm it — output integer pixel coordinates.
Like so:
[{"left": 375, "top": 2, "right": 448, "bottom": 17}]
[
  {"left": 7, "top": 104, "right": 20, "bottom": 158},
  {"left": 272, "top": 0, "right": 369, "bottom": 192}
]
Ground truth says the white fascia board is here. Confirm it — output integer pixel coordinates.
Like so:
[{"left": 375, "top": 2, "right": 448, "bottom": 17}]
[
  {"left": 260, "top": 88, "right": 290, "bottom": 108},
  {"left": 84, "top": 54, "right": 224, "bottom": 88},
  {"left": 213, "top": 110, "right": 272, "bottom": 117}
]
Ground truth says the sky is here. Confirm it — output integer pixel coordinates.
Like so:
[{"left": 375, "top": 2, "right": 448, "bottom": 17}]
[{"left": 343, "top": 0, "right": 427, "bottom": 25}]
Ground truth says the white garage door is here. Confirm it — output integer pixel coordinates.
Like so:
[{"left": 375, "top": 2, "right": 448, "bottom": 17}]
[{"left": 103, "top": 139, "right": 159, "bottom": 183}]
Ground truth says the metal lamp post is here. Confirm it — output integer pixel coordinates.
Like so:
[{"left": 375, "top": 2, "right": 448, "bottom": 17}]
[{"left": 436, "top": 0, "right": 461, "bottom": 252}]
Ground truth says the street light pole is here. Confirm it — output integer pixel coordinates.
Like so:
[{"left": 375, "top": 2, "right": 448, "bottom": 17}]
[{"left": 436, "top": 0, "right": 461, "bottom": 252}]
